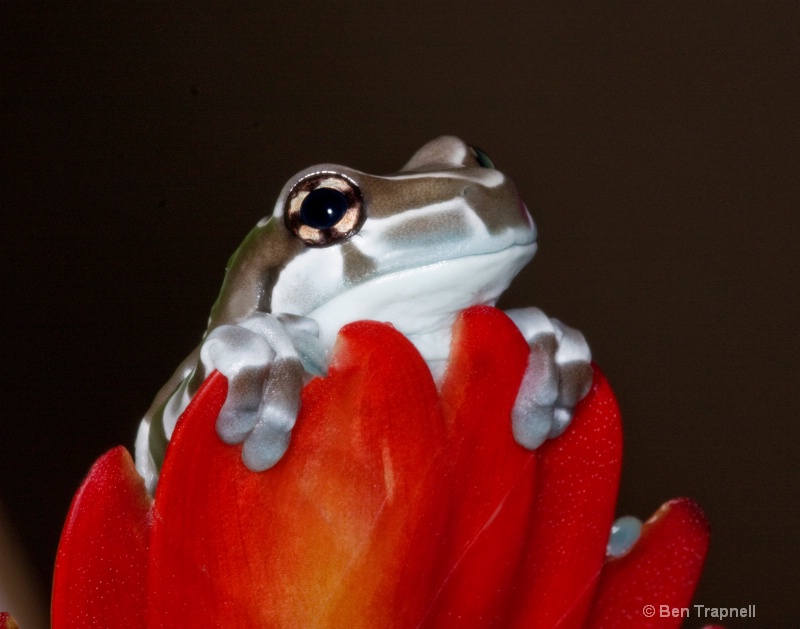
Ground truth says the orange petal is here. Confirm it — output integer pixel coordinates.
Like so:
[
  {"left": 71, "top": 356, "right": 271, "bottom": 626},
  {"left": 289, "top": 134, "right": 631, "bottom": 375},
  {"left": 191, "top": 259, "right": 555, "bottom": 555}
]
[
  {"left": 146, "top": 321, "right": 450, "bottom": 628},
  {"left": 52, "top": 446, "right": 152, "bottom": 629},
  {"left": 508, "top": 365, "right": 624, "bottom": 629},
  {"left": 423, "top": 305, "right": 535, "bottom": 627},
  {"left": 583, "top": 498, "right": 710, "bottom": 629}
]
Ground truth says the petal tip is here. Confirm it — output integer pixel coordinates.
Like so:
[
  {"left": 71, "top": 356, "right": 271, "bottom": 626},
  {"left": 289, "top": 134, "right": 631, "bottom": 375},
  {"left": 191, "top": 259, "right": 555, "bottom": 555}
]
[{"left": 0, "top": 612, "right": 19, "bottom": 629}]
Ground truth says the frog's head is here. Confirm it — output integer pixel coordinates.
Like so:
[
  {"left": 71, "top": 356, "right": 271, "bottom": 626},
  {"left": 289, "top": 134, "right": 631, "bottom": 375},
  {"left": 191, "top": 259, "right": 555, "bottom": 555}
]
[{"left": 210, "top": 136, "right": 536, "bottom": 353}]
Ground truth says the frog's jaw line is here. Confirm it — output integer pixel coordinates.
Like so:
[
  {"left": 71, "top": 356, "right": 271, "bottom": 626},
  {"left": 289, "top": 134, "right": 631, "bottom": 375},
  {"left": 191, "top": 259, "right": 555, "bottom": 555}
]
[{"left": 305, "top": 242, "right": 537, "bottom": 376}]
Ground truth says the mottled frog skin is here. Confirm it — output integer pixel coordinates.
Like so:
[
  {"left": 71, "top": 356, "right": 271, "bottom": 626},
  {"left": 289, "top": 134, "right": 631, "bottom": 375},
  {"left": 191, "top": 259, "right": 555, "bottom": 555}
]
[{"left": 135, "top": 137, "right": 592, "bottom": 492}]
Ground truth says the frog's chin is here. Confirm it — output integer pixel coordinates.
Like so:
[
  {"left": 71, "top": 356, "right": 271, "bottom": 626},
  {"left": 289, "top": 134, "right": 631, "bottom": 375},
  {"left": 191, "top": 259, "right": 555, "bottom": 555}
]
[{"left": 305, "top": 242, "right": 536, "bottom": 379}]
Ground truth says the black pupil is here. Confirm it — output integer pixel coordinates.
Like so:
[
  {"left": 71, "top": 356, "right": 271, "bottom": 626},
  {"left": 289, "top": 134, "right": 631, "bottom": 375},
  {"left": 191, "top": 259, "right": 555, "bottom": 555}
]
[{"left": 299, "top": 187, "right": 349, "bottom": 230}]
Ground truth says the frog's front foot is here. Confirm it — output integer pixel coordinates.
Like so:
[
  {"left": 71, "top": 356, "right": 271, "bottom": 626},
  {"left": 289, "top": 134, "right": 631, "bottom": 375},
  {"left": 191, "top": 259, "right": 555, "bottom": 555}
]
[
  {"left": 505, "top": 308, "right": 593, "bottom": 449},
  {"left": 200, "top": 313, "right": 325, "bottom": 470}
]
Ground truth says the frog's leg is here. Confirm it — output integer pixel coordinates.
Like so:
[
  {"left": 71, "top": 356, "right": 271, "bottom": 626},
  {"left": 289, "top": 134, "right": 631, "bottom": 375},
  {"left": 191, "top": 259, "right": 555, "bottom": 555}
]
[
  {"left": 136, "top": 313, "right": 327, "bottom": 490},
  {"left": 504, "top": 307, "right": 593, "bottom": 449},
  {"left": 135, "top": 348, "right": 202, "bottom": 492}
]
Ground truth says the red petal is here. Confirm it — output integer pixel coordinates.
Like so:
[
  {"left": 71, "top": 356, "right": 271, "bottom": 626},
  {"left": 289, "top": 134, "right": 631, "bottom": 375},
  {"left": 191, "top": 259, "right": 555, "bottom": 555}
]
[
  {"left": 583, "top": 498, "right": 710, "bottom": 629},
  {"left": 508, "top": 365, "right": 623, "bottom": 629},
  {"left": 423, "top": 305, "right": 535, "bottom": 627},
  {"left": 0, "top": 612, "right": 19, "bottom": 629},
  {"left": 147, "top": 321, "right": 450, "bottom": 628},
  {"left": 52, "top": 446, "right": 152, "bottom": 629}
]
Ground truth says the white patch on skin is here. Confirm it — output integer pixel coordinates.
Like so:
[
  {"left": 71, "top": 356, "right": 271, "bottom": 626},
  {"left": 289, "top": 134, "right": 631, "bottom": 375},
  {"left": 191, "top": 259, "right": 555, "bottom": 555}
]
[
  {"left": 307, "top": 243, "right": 536, "bottom": 377},
  {"left": 505, "top": 308, "right": 556, "bottom": 341},
  {"left": 135, "top": 420, "right": 158, "bottom": 495},
  {"left": 380, "top": 168, "right": 506, "bottom": 188},
  {"left": 271, "top": 245, "right": 346, "bottom": 315},
  {"left": 162, "top": 379, "right": 193, "bottom": 439}
]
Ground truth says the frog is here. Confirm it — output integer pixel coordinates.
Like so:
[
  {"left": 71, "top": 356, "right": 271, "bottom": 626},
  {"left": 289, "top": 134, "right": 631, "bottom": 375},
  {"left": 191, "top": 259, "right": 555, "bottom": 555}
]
[{"left": 134, "top": 136, "right": 592, "bottom": 493}]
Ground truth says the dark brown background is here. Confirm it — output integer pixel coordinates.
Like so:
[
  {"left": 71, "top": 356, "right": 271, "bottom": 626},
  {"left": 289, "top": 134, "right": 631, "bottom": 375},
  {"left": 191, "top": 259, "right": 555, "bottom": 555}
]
[{"left": 2, "top": 3, "right": 797, "bottom": 627}]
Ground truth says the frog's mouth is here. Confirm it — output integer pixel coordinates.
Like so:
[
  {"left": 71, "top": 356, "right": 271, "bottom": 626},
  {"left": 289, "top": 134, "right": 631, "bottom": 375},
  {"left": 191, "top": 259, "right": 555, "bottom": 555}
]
[{"left": 306, "top": 240, "right": 537, "bottom": 355}]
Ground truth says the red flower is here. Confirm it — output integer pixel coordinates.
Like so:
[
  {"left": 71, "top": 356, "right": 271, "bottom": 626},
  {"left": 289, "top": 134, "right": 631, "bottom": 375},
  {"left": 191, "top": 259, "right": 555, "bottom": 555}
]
[
  {"left": 49, "top": 306, "right": 713, "bottom": 628},
  {"left": 0, "top": 613, "right": 19, "bottom": 629}
]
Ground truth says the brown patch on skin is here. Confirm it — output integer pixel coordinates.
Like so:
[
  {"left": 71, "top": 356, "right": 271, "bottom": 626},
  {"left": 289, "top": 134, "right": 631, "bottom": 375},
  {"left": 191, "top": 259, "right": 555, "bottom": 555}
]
[
  {"left": 380, "top": 209, "right": 471, "bottom": 247},
  {"left": 460, "top": 178, "right": 525, "bottom": 234},
  {"left": 341, "top": 241, "right": 377, "bottom": 284},
  {"left": 358, "top": 171, "right": 522, "bottom": 235},
  {"left": 360, "top": 175, "right": 468, "bottom": 217},
  {"left": 208, "top": 217, "right": 304, "bottom": 328},
  {"left": 380, "top": 136, "right": 525, "bottom": 233}
]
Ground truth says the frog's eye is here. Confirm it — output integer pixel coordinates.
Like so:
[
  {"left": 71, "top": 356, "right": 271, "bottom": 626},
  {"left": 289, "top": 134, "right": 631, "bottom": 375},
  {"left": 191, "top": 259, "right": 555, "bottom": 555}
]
[
  {"left": 284, "top": 173, "right": 365, "bottom": 246},
  {"left": 469, "top": 145, "right": 495, "bottom": 169}
]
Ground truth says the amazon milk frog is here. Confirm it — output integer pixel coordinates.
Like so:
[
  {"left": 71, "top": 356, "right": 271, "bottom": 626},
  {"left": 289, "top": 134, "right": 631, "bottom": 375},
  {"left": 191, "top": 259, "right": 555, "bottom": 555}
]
[{"left": 135, "top": 136, "right": 592, "bottom": 493}]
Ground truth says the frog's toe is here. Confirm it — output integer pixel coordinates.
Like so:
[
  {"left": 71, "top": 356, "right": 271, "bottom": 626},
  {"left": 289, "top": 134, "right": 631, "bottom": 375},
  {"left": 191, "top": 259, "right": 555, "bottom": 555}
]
[
  {"left": 242, "top": 422, "right": 292, "bottom": 471},
  {"left": 549, "top": 319, "right": 593, "bottom": 438},
  {"left": 201, "top": 324, "right": 275, "bottom": 443},
  {"left": 547, "top": 360, "right": 593, "bottom": 439},
  {"left": 201, "top": 318, "right": 309, "bottom": 471},
  {"left": 557, "top": 359, "right": 593, "bottom": 405},
  {"left": 216, "top": 366, "right": 267, "bottom": 443},
  {"left": 512, "top": 403, "right": 555, "bottom": 449},
  {"left": 548, "top": 406, "right": 573, "bottom": 439},
  {"left": 512, "top": 341, "right": 558, "bottom": 449},
  {"left": 240, "top": 357, "right": 304, "bottom": 471},
  {"left": 511, "top": 319, "right": 592, "bottom": 449}
]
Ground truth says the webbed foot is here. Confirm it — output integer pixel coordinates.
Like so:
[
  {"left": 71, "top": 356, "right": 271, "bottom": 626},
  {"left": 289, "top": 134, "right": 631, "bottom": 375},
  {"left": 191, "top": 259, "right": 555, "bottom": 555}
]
[
  {"left": 505, "top": 308, "right": 593, "bottom": 449},
  {"left": 195, "top": 313, "right": 325, "bottom": 470}
]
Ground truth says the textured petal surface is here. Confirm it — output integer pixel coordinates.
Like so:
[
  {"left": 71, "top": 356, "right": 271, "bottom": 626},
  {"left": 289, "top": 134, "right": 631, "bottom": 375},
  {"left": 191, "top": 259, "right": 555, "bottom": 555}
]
[
  {"left": 146, "top": 321, "right": 449, "bottom": 628},
  {"left": 52, "top": 306, "right": 714, "bottom": 628},
  {"left": 508, "top": 365, "right": 623, "bottom": 629},
  {"left": 423, "top": 305, "right": 535, "bottom": 627},
  {"left": 52, "top": 446, "right": 152, "bottom": 629},
  {"left": 584, "top": 498, "right": 710, "bottom": 629},
  {"left": 0, "top": 612, "right": 19, "bottom": 629}
]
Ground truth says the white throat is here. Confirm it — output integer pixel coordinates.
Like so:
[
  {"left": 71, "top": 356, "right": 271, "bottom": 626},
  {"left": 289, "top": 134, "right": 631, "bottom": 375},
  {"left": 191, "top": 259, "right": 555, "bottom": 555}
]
[{"left": 306, "top": 243, "right": 536, "bottom": 380}]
